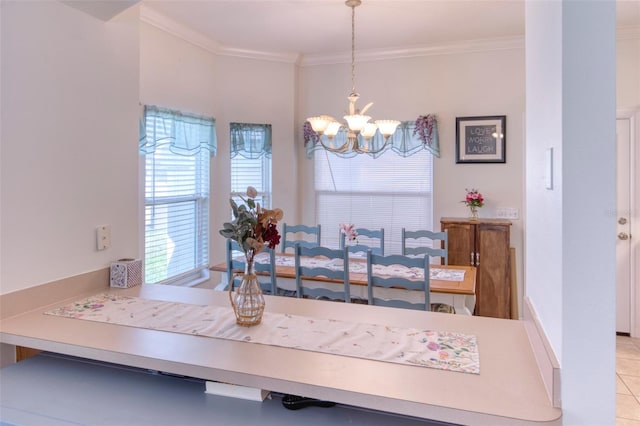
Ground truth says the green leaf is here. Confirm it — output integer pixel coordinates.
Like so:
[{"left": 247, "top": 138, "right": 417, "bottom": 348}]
[{"left": 230, "top": 198, "right": 239, "bottom": 218}]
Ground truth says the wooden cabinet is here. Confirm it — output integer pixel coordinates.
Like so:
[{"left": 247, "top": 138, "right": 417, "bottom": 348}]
[{"left": 441, "top": 218, "right": 512, "bottom": 319}]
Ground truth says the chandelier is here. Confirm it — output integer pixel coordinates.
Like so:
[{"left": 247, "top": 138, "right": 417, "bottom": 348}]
[{"left": 306, "top": 0, "right": 400, "bottom": 155}]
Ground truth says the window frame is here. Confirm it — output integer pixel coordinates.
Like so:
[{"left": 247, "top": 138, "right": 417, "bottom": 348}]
[{"left": 141, "top": 106, "right": 214, "bottom": 286}]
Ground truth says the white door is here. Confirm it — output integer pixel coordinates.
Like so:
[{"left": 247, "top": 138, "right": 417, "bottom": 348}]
[{"left": 616, "top": 117, "right": 632, "bottom": 334}]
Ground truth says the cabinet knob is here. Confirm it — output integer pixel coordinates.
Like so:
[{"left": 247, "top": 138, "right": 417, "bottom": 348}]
[
  {"left": 618, "top": 232, "right": 630, "bottom": 240},
  {"left": 476, "top": 252, "right": 480, "bottom": 266},
  {"left": 470, "top": 252, "right": 474, "bottom": 266}
]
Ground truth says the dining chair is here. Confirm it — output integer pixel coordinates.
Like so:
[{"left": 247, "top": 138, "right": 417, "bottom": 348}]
[
  {"left": 281, "top": 223, "right": 321, "bottom": 253},
  {"left": 340, "top": 227, "right": 384, "bottom": 256},
  {"left": 401, "top": 228, "right": 448, "bottom": 265},
  {"left": 366, "top": 250, "right": 455, "bottom": 313},
  {"left": 294, "top": 243, "right": 350, "bottom": 302},
  {"left": 225, "top": 238, "right": 277, "bottom": 295},
  {"left": 366, "top": 251, "right": 430, "bottom": 310}
]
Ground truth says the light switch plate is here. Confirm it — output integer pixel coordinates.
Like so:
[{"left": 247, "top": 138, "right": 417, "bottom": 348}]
[{"left": 496, "top": 208, "right": 519, "bottom": 220}]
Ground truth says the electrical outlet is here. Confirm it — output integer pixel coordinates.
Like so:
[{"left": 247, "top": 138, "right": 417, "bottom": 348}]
[
  {"left": 97, "top": 225, "right": 111, "bottom": 250},
  {"left": 496, "top": 208, "right": 519, "bottom": 220}
]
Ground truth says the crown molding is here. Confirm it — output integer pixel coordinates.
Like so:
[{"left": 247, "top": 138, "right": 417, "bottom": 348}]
[
  {"left": 139, "top": 5, "right": 299, "bottom": 64},
  {"left": 217, "top": 46, "right": 301, "bottom": 64},
  {"left": 300, "top": 36, "right": 525, "bottom": 66},
  {"left": 140, "top": 5, "right": 220, "bottom": 54}
]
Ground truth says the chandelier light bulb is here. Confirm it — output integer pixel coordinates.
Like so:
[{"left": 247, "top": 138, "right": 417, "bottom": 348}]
[
  {"left": 307, "top": 115, "right": 334, "bottom": 134},
  {"left": 325, "top": 121, "right": 342, "bottom": 139},
  {"left": 361, "top": 122, "right": 378, "bottom": 140},
  {"left": 375, "top": 120, "right": 401, "bottom": 139}
]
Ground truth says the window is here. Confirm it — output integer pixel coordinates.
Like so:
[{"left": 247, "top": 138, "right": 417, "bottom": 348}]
[
  {"left": 314, "top": 149, "right": 434, "bottom": 255},
  {"left": 141, "top": 106, "right": 216, "bottom": 285},
  {"left": 230, "top": 123, "right": 272, "bottom": 209}
]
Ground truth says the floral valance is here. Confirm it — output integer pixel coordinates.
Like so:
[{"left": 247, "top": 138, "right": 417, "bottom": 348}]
[
  {"left": 139, "top": 105, "right": 217, "bottom": 157},
  {"left": 304, "top": 114, "right": 439, "bottom": 159},
  {"left": 230, "top": 122, "right": 272, "bottom": 159}
]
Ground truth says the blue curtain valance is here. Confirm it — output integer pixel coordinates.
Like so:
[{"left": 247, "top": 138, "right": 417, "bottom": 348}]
[
  {"left": 304, "top": 119, "right": 439, "bottom": 159},
  {"left": 230, "top": 122, "right": 272, "bottom": 159},
  {"left": 139, "top": 105, "right": 217, "bottom": 157}
]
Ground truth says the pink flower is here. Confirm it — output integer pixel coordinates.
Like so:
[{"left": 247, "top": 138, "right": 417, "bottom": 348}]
[
  {"left": 427, "top": 341, "right": 440, "bottom": 351},
  {"left": 246, "top": 186, "right": 258, "bottom": 199},
  {"left": 462, "top": 188, "right": 484, "bottom": 208},
  {"left": 340, "top": 223, "right": 358, "bottom": 242}
]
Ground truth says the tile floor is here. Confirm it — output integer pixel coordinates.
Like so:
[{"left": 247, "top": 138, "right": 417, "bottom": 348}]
[{"left": 617, "top": 336, "right": 640, "bottom": 425}]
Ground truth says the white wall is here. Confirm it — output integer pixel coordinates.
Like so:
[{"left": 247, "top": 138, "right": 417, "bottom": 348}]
[
  {"left": 0, "top": 1, "right": 140, "bottom": 295},
  {"left": 298, "top": 48, "right": 527, "bottom": 314},
  {"left": 617, "top": 37, "right": 640, "bottom": 110},
  {"left": 526, "top": 1, "right": 617, "bottom": 424}
]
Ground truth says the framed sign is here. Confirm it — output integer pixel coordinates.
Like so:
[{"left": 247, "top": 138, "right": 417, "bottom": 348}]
[{"left": 455, "top": 116, "right": 506, "bottom": 163}]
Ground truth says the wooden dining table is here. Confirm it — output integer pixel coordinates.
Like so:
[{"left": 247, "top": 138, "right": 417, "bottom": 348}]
[{"left": 210, "top": 252, "right": 477, "bottom": 315}]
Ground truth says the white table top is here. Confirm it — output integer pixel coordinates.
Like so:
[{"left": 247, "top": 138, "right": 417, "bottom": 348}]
[{"left": 0, "top": 281, "right": 561, "bottom": 425}]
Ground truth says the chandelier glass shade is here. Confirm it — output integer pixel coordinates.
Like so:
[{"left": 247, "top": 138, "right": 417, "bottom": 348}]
[{"left": 306, "top": 0, "right": 400, "bottom": 155}]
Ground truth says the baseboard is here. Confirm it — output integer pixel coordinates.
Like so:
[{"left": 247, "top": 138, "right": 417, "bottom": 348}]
[{"left": 523, "top": 296, "right": 561, "bottom": 408}]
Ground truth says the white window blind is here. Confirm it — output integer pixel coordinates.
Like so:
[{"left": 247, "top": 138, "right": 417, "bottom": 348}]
[
  {"left": 314, "top": 149, "right": 433, "bottom": 254},
  {"left": 231, "top": 156, "right": 271, "bottom": 209},
  {"left": 144, "top": 110, "right": 212, "bottom": 285},
  {"left": 230, "top": 123, "right": 272, "bottom": 209}
]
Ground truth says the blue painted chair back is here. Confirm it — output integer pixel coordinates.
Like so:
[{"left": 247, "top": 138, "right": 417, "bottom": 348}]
[
  {"left": 401, "top": 228, "right": 448, "bottom": 265},
  {"left": 294, "top": 243, "right": 350, "bottom": 302},
  {"left": 225, "top": 238, "right": 277, "bottom": 295},
  {"left": 366, "top": 251, "right": 430, "bottom": 310},
  {"left": 282, "top": 223, "right": 321, "bottom": 253},
  {"left": 340, "top": 227, "right": 384, "bottom": 256}
]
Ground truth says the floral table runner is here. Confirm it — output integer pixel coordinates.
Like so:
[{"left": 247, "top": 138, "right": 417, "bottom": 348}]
[
  {"left": 256, "top": 253, "right": 466, "bottom": 282},
  {"left": 46, "top": 293, "right": 479, "bottom": 374}
]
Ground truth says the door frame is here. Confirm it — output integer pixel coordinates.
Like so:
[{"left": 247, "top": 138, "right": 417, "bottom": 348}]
[{"left": 617, "top": 109, "right": 639, "bottom": 337}]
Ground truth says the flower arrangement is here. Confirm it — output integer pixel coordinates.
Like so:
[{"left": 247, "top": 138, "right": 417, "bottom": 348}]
[
  {"left": 413, "top": 114, "right": 437, "bottom": 147},
  {"left": 303, "top": 121, "right": 320, "bottom": 147},
  {"left": 219, "top": 186, "right": 284, "bottom": 265},
  {"left": 340, "top": 223, "right": 358, "bottom": 244},
  {"left": 462, "top": 188, "right": 484, "bottom": 208},
  {"left": 462, "top": 188, "right": 484, "bottom": 220}
]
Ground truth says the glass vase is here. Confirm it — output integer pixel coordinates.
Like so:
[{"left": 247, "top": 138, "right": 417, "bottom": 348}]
[
  {"left": 469, "top": 205, "right": 479, "bottom": 221},
  {"left": 228, "top": 261, "right": 265, "bottom": 327}
]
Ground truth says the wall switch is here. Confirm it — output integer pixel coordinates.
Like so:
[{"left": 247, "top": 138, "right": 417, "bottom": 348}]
[
  {"left": 496, "top": 208, "right": 519, "bottom": 220},
  {"left": 96, "top": 225, "right": 111, "bottom": 250}
]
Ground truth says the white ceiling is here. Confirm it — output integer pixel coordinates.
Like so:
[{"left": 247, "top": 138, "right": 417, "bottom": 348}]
[{"left": 140, "top": 0, "right": 640, "bottom": 61}]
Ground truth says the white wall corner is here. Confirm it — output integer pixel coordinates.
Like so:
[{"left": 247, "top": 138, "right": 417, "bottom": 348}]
[{"left": 523, "top": 296, "right": 562, "bottom": 408}]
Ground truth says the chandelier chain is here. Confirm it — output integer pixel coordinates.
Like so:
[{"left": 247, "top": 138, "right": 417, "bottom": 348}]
[{"left": 351, "top": 4, "right": 356, "bottom": 94}]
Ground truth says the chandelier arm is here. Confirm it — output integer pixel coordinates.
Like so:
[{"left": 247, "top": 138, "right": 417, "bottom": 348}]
[
  {"left": 354, "top": 137, "right": 391, "bottom": 155},
  {"left": 320, "top": 137, "right": 351, "bottom": 154}
]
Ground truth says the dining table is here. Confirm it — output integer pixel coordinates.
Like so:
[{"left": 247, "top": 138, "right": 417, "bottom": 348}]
[{"left": 210, "top": 252, "right": 477, "bottom": 315}]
